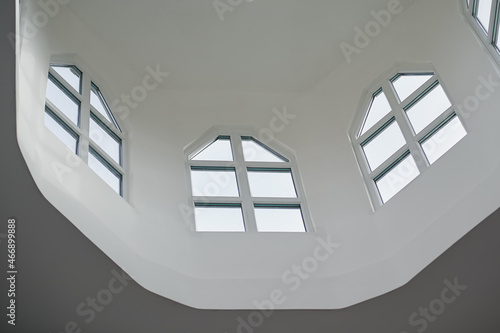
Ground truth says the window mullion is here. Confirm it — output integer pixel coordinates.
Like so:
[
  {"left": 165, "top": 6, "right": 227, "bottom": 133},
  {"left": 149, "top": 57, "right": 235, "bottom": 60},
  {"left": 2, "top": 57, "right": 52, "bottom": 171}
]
[
  {"left": 231, "top": 135, "right": 257, "bottom": 232},
  {"left": 384, "top": 80, "right": 429, "bottom": 173},
  {"left": 79, "top": 71, "right": 92, "bottom": 164},
  {"left": 398, "top": 113, "right": 429, "bottom": 173},
  {"left": 481, "top": 0, "right": 496, "bottom": 43},
  {"left": 489, "top": 0, "right": 498, "bottom": 40}
]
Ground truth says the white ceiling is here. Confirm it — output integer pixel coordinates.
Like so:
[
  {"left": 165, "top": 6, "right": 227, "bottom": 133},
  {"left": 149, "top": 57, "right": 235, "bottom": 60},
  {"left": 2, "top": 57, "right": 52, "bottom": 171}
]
[{"left": 66, "top": 0, "right": 393, "bottom": 93}]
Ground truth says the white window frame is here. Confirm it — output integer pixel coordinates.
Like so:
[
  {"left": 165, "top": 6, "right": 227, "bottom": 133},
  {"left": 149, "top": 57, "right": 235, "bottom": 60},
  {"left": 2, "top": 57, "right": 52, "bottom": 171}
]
[
  {"left": 463, "top": 0, "right": 500, "bottom": 65},
  {"left": 184, "top": 127, "right": 313, "bottom": 232},
  {"left": 45, "top": 56, "right": 127, "bottom": 198},
  {"left": 349, "top": 64, "right": 467, "bottom": 210}
]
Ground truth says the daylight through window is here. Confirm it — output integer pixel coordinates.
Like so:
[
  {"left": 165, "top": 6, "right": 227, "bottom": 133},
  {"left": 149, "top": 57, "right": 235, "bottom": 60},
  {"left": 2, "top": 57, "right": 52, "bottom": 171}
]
[
  {"left": 464, "top": 0, "right": 500, "bottom": 64},
  {"left": 187, "top": 134, "right": 311, "bottom": 232},
  {"left": 352, "top": 68, "right": 466, "bottom": 207},
  {"left": 44, "top": 64, "right": 125, "bottom": 196}
]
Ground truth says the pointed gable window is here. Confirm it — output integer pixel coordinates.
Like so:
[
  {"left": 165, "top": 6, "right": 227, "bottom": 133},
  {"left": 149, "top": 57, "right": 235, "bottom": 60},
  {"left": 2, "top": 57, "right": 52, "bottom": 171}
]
[
  {"left": 186, "top": 131, "right": 312, "bottom": 232},
  {"left": 351, "top": 67, "right": 467, "bottom": 208},
  {"left": 44, "top": 63, "right": 125, "bottom": 196}
]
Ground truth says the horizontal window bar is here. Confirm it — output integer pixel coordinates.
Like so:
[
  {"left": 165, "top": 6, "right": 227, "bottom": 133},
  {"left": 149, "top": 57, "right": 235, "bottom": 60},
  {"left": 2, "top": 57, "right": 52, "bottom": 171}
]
[
  {"left": 45, "top": 106, "right": 79, "bottom": 139},
  {"left": 48, "top": 73, "right": 80, "bottom": 104},
  {"left": 390, "top": 72, "right": 435, "bottom": 83},
  {"left": 90, "top": 112, "right": 122, "bottom": 142},
  {"left": 89, "top": 146, "right": 122, "bottom": 178},
  {"left": 403, "top": 80, "right": 440, "bottom": 111},
  {"left": 418, "top": 113, "right": 458, "bottom": 144},
  {"left": 373, "top": 150, "right": 411, "bottom": 182},
  {"left": 254, "top": 203, "right": 301, "bottom": 209},
  {"left": 247, "top": 167, "right": 291, "bottom": 172},
  {"left": 360, "top": 117, "right": 396, "bottom": 147},
  {"left": 194, "top": 202, "right": 241, "bottom": 208},
  {"left": 190, "top": 166, "right": 235, "bottom": 171}
]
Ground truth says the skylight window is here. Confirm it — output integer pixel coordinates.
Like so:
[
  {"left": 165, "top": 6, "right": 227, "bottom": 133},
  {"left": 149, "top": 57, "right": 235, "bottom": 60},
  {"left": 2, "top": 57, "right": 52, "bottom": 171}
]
[
  {"left": 186, "top": 133, "right": 312, "bottom": 232},
  {"left": 351, "top": 67, "right": 467, "bottom": 208},
  {"left": 44, "top": 63, "right": 126, "bottom": 197},
  {"left": 464, "top": 1, "right": 500, "bottom": 63}
]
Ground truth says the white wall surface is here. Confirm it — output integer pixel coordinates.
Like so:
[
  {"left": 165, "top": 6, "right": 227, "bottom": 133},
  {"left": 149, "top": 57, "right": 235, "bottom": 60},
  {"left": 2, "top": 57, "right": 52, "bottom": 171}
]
[{"left": 17, "top": 0, "right": 500, "bottom": 309}]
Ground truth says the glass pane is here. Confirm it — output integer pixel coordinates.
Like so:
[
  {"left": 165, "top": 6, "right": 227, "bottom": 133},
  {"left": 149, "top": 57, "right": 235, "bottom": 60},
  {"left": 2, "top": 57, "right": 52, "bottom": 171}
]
[
  {"left": 51, "top": 65, "right": 81, "bottom": 93},
  {"left": 192, "top": 137, "right": 233, "bottom": 161},
  {"left": 476, "top": 0, "right": 492, "bottom": 32},
  {"left": 44, "top": 111, "right": 78, "bottom": 153},
  {"left": 376, "top": 154, "right": 420, "bottom": 203},
  {"left": 91, "top": 85, "right": 114, "bottom": 124},
  {"left": 191, "top": 169, "right": 239, "bottom": 197},
  {"left": 406, "top": 84, "right": 451, "bottom": 134},
  {"left": 88, "top": 150, "right": 121, "bottom": 194},
  {"left": 421, "top": 116, "right": 467, "bottom": 165},
  {"left": 363, "top": 121, "right": 406, "bottom": 171},
  {"left": 242, "top": 138, "right": 287, "bottom": 162},
  {"left": 247, "top": 169, "right": 297, "bottom": 198},
  {"left": 392, "top": 74, "right": 433, "bottom": 102},
  {"left": 89, "top": 116, "right": 121, "bottom": 164},
  {"left": 254, "top": 207, "right": 305, "bottom": 232},
  {"left": 360, "top": 90, "right": 392, "bottom": 136},
  {"left": 195, "top": 206, "right": 245, "bottom": 232},
  {"left": 46, "top": 76, "right": 80, "bottom": 126}
]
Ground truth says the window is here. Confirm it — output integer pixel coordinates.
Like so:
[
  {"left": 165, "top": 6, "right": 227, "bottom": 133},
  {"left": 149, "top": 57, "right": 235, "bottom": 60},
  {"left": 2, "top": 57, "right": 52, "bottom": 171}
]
[
  {"left": 351, "top": 67, "right": 467, "bottom": 208},
  {"left": 44, "top": 63, "right": 125, "bottom": 196},
  {"left": 186, "top": 133, "right": 312, "bottom": 232},
  {"left": 464, "top": 0, "right": 500, "bottom": 63}
]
